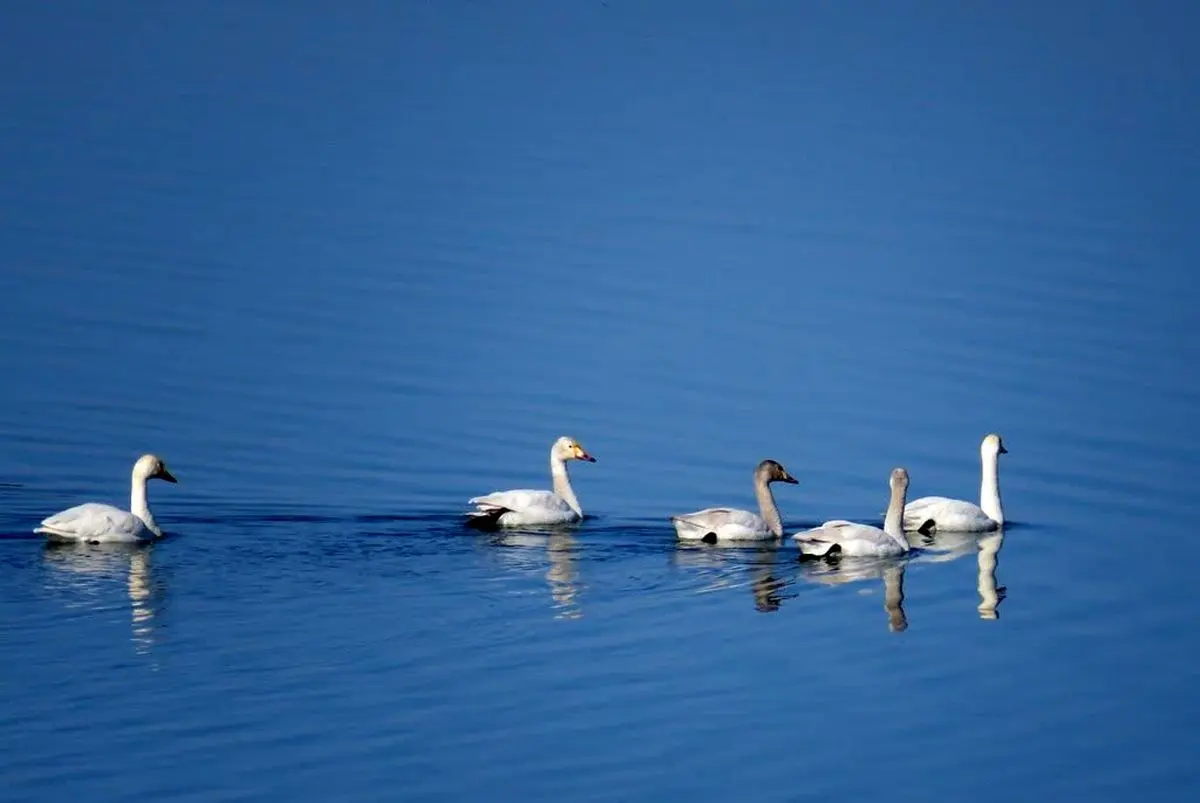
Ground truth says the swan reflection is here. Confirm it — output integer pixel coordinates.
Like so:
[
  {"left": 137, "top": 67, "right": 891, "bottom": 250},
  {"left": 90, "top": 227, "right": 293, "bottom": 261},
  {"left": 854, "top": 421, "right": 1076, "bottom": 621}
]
[
  {"left": 42, "top": 542, "right": 161, "bottom": 656},
  {"left": 672, "top": 542, "right": 790, "bottom": 612},
  {"left": 800, "top": 558, "right": 908, "bottom": 632},
  {"left": 976, "top": 530, "right": 1006, "bottom": 620},
  {"left": 907, "top": 526, "right": 1007, "bottom": 621},
  {"left": 491, "top": 530, "right": 583, "bottom": 620}
]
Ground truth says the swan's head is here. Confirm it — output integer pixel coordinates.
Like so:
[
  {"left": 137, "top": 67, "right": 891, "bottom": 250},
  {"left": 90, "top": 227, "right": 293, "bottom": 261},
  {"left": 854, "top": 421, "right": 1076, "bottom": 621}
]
[
  {"left": 890, "top": 467, "right": 910, "bottom": 490},
  {"left": 981, "top": 433, "right": 1008, "bottom": 456},
  {"left": 756, "top": 459, "right": 798, "bottom": 485},
  {"left": 134, "top": 454, "right": 177, "bottom": 484},
  {"left": 554, "top": 436, "right": 596, "bottom": 463}
]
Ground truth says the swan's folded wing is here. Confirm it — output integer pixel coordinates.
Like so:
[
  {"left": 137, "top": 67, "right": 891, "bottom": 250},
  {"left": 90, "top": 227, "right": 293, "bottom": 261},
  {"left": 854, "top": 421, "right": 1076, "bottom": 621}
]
[
  {"left": 903, "top": 496, "right": 955, "bottom": 519},
  {"left": 791, "top": 520, "right": 856, "bottom": 541},
  {"left": 673, "top": 507, "right": 766, "bottom": 539},
  {"left": 903, "top": 496, "right": 992, "bottom": 531},
  {"left": 468, "top": 489, "right": 568, "bottom": 514},
  {"left": 35, "top": 503, "right": 147, "bottom": 541},
  {"left": 793, "top": 522, "right": 845, "bottom": 555},
  {"left": 795, "top": 521, "right": 897, "bottom": 556}
]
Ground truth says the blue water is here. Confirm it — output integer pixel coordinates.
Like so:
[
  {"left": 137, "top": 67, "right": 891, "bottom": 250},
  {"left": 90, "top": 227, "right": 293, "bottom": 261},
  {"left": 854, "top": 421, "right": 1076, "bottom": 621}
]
[{"left": 2, "top": 2, "right": 1199, "bottom": 801}]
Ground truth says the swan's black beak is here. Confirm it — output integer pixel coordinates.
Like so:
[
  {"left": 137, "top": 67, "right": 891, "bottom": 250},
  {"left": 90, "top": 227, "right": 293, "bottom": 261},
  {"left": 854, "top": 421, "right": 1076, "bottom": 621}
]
[
  {"left": 782, "top": 474, "right": 799, "bottom": 484},
  {"left": 579, "top": 453, "right": 596, "bottom": 463},
  {"left": 999, "top": 444, "right": 1008, "bottom": 454},
  {"left": 158, "top": 468, "right": 178, "bottom": 483}
]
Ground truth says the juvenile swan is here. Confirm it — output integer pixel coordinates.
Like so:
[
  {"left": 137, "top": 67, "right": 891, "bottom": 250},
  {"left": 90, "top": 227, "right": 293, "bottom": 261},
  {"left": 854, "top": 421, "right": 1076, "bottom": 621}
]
[
  {"left": 794, "top": 468, "right": 912, "bottom": 558},
  {"left": 35, "top": 454, "right": 178, "bottom": 543},
  {"left": 466, "top": 436, "right": 596, "bottom": 528},
  {"left": 672, "top": 459, "right": 798, "bottom": 542},
  {"left": 904, "top": 433, "right": 1007, "bottom": 533}
]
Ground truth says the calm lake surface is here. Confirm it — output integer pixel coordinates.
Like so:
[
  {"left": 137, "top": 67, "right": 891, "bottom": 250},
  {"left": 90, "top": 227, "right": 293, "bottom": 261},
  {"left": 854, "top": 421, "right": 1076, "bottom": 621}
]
[{"left": 2, "top": 3, "right": 1199, "bottom": 801}]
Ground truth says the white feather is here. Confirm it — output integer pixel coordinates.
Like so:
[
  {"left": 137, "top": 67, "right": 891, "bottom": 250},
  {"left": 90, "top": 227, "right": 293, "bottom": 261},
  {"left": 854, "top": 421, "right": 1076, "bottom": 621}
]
[
  {"left": 36, "top": 503, "right": 153, "bottom": 543},
  {"left": 672, "top": 507, "right": 773, "bottom": 541},
  {"left": 794, "top": 520, "right": 908, "bottom": 558},
  {"left": 467, "top": 489, "right": 580, "bottom": 526},
  {"left": 903, "top": 496, "right": 997, "bottom": 533}
]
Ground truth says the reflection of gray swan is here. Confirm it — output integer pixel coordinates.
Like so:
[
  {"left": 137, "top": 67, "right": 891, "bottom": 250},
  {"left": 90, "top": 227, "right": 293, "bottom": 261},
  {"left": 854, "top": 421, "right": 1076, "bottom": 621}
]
[
  {"left": 43, "top": 543, "right": 159, "bottom": 654},
  {"left": 672, "top": 542, "right": 787, "bottom": 612}
]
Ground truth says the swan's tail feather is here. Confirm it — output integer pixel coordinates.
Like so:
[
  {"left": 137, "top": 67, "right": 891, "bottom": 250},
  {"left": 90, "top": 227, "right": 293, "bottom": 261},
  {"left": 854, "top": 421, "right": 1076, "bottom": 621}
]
[
  {"left": 671, "top": 516, "right": 711, "bottom": 541},
  {"left": 464, "top": 505, "right": 509, "bottom": 531},
  {"left": 795, "top": 537, "right": 839, "bottom": 559}
]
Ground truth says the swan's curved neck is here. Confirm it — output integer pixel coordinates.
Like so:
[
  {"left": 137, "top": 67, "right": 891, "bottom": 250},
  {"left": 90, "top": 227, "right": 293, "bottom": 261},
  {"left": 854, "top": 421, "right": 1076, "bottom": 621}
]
[
  {"left": 551, "top": 453, "right": 582, "bottom": 517},
  {"left": 753, "top": 475, "right": 784, "bottom": 537},
  {"left": 130, "top": 472, "right": 163, "bottom": 537},
  {"left": 883, "top": 483, "right": 911, "bottom": 549},
  {"left": 980, "top": 451, "right": 1003, "bottom": 524}
]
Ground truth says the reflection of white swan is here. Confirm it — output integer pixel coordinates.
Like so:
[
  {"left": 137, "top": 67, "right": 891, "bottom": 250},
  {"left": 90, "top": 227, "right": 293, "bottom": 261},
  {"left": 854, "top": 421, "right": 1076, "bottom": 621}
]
[
  {"left": 907, "top": 527, "right": 1007, "bottom": 620},
  {"left": 545, "top": 534, "right": 582, "bottom": 620},
  {"left": 42, "top": 543, "right": 160, "bottom": 656},
  {"left": 976, "top": 531, "right": 1006, "bottom": 620},
  {"left": 800, "top": 560, "right": 908, "bottom": 632},
  {"left": 905, "top": 528, "right": 979, "bottom": 564},
  {"left": 491, "top": 531, "right": 583, "bottom": 619}
]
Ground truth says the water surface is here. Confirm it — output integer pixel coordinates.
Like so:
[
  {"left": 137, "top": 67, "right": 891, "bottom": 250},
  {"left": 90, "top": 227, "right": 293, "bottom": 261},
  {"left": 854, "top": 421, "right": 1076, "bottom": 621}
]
[{"left": 2, "top": 3, "right": 1199, "bottom": 801}]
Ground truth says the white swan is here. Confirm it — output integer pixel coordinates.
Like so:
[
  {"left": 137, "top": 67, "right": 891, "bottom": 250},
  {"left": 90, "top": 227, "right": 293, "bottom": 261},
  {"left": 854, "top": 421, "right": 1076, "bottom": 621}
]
[
  {"left": 904, "top": 433, "right": 1007, "bottom": 533},
  {"left": 672, "top": 459, "right": 798, "bottom": 542},
  {"left": 794, "top": 468, "right": 911, "bottom": 558},
  {"left": 466, "top": 436, "right": 596, "bottom": 528},
  {"left": 35, "top": 454, "right": 178, "bottom": 543}
]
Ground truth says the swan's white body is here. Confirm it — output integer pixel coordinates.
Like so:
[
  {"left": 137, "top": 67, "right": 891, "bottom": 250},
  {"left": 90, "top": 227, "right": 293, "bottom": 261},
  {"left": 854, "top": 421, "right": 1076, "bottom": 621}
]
[
  {"left": 468, "top": 489, "right": 581, "bottom": 527},
  {"left": 904, "top": 434, "right": 1007, "bottom": 533},
  {"left": 35, "top": 454, "right": 177, "bottom": 543},
  {"left": 794, "top": 468, "right": 911, "bottom": 558},
  {"left": 672, "top": 460, "right": 798, "bottom": 542},
  {"left": 466, "top": 437, "right": 595, "bottom": 528}
]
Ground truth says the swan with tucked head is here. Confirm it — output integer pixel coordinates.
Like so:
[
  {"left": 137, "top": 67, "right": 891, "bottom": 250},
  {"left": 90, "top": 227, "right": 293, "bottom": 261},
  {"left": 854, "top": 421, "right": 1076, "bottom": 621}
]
[
  {"left": 672, "top": 459, "right": 799, "bottom": 542},
  {"left": 466, "top": 436, "right": 596, "bottom": 528},
  {"left": 904, "top": 433, "right": 1007, "bottom": 533},
  {"left": 35, "top": 454, "right": 178, "bottom": 543},
  {"left": 794, "top": 468, "right": 912, "bottom": 558}
]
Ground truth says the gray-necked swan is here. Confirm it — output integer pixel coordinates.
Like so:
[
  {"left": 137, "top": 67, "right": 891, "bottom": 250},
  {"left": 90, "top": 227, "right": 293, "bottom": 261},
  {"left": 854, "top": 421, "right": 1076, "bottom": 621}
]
[{"left": 672, "top": 459, "right": 798, "bottom": 542}]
